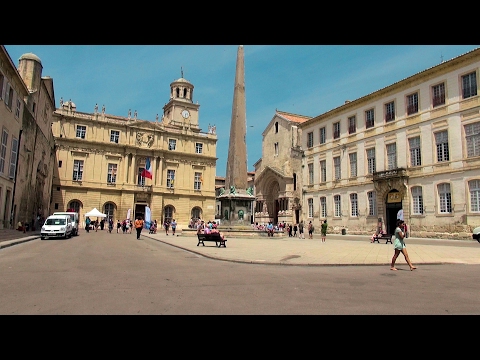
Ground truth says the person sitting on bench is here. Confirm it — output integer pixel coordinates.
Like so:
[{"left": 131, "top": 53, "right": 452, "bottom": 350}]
[{"left": 211, "top": 227, "right": 226, "bottom": 241}]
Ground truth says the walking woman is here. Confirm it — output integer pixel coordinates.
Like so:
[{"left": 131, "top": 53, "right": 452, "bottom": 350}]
[
  {"left": 134, "top": 216, "right": 144, "bottom": 240},
  {"left": 391, "top": 219, "right": 417, "bottom": 271}
]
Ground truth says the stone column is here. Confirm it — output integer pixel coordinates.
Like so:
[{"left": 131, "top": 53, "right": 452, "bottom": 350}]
[
  {"left": 130, "top": 154, "right": 136, "bottom": 185},
  {"left": 158, "top": 157, "right": 163, "bottom": 186},
  {"left": 124, "top": 153, "right": 130, "bottom": 183},
  {"left": 152, "top": 156, "right": 157, "bottom": 186}
]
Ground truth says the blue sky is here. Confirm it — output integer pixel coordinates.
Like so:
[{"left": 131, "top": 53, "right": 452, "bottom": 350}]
[{"left": 4, "top": 45, "right": 479, "bottom": 177}]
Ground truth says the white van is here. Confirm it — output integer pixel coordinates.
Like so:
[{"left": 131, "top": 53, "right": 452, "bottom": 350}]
[
  {"left": 53, "top": 212, "right": 79, "bottom": 236},
  {"left": 41, "top": 215, "right": 73, "bottom": 240}
]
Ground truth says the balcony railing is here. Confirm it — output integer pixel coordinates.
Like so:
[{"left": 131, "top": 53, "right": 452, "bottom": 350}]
[{"left": 372, "top": 168, "right": 407, "bottom": 181}]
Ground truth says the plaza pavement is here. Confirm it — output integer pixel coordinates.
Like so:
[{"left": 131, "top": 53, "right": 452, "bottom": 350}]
[{"left": 1, "top": 227, "right": 480, "bottom": 267}]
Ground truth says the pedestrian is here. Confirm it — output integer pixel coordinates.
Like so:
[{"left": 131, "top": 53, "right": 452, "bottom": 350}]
[
  {"left": 164, "top": 219, "right": 170, "bottom": 235},
  {"left": 266, "top": 221, "right": 274, "bottom": 237},
  {"left": 126, "top": 219, "right": 130, "bottom": 234},
  {"left": 171, "top": 219, "right": 177, "bottom": 235},
  {"left": 391, "top": 219, "right": 417, "bottom": 271},
  {"left": 135, "top": 216, "right": 144, "bottom": 240},
  {"left": 293, "top": 223, "right": 298, "bottom": 237},
  {"left": 287, "top": 224, "right": 293, "bottom": 237},
  {"left": 298, "top": 221, "right": 304, "bottom": 239},
  {"left": 100, "top": 219, "right": 105, "bottom": 231},
  {"left": 121, "top": 219, "right": 126, "bottom": 234},
  {"left": 308, "top": 221, "right": 313, "bottom": 239},
  {"left": 85, "top": 217, "right": 91, "bottom": 233},
  {"left": 116, "top": 220, "right": 121, "bottom": 233},
  {"left": 108, "top": 218, "right": 114, "bottom": 233},
  {"left": 196, "top": 220, "right": 205, "bottom": 234},
  {"left": 321, "top": 219, "right": 328, "bottom": 242}
]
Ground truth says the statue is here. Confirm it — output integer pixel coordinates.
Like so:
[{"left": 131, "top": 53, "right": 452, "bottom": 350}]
[
  {"left": 60, "top": 97, "right": 63, "bottom": 107},
  {"left": 134, "top": 110, "right": 137, "bottom": 119},
  {"left": 136, "top": 132, "right": 143, "bottom": 146},
  {"left": 219, "top": 187, "right": 225, "bottom": 195},
  {"left": 128, "top": 109, "right": 132, "bottom": 119},
  {"left": 94, "top": 103, "right": 98, "bottom": 113},
  {"left": 230, "top": 185, "right": 236, "bottom": 194},
  {"left": 146, "top": 134, "right": 154, "bottom": 147},
  {"left": 102, "top": 105, "right": 105, "bottom": 114},
  {"left": 246, "top": 187, "right": 253, "bottom": 196}
]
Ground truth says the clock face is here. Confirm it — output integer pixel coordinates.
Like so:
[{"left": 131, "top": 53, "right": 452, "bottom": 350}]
[{"left": 181, "top": 109, "right": 190, "bottom": 119}]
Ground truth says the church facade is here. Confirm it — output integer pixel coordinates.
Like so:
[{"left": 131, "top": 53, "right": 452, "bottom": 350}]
[
  {"left": 51, "top": 76, "right": 217, "bottom": 229},
  {"left": 297, "top": 47, "right": 480, "bottom": 239},
  {"left": 254, "top": 110, "right": 311, "bottom": 226}
]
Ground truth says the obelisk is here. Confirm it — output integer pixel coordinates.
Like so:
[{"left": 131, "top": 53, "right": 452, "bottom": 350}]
[
  {"left": 225, "top": 45, "right": 248, "bottom": 193},
  {"left": 219, "top": 45, "right": 253, "bottom": 226}
]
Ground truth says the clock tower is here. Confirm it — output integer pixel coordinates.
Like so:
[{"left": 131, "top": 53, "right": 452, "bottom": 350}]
[{"left": 162, "top": 69, "right": 200, "bottom": 129}]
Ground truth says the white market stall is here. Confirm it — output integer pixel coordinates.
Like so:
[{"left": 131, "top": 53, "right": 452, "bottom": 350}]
[{"left": 84, "top": 208, "right": 107, "bottom": 218}]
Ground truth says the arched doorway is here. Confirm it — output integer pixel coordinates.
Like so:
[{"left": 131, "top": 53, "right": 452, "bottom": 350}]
[{"left": 385, "top": 189, "right": 402, "bottom": 234}]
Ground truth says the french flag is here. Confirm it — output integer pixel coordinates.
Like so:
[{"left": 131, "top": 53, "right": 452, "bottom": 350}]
[{"left": 141, "top": 157, "right": 153, "bottom": 179}]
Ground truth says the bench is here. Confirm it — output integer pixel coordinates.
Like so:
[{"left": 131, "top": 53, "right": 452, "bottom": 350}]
[
  {"left": 197, "top": 233, "right": 227, "bottom": 247},
  {"left": 372, "top": 233, "right": 393, "bottom": 244}
]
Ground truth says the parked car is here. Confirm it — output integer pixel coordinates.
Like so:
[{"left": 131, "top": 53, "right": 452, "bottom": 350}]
[
  {"left": 53, "top": 211, "right": 79, "bottom": 236},
  {"left": 473, "top": 226, "right": 480, "bottom": 243},
  {"left": 41, "top": 215, "right": 73, "bottom": 240}
]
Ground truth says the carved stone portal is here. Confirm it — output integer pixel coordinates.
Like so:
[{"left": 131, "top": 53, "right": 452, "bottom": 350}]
[{"left": 136, "top": 132, "right": 154, "bottom": 147}]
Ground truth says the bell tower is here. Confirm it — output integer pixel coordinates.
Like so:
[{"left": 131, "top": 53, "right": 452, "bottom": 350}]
[{"left": 162, "top": 68, "right": 200, "bottom": 129}]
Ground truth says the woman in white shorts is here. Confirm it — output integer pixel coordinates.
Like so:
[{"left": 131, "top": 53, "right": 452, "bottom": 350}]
[{"left": 390, "top": 219, "right": 417, "bottom": 271}]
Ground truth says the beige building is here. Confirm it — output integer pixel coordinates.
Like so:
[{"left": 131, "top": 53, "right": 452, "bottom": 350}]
[
  {"left": 0, "top": 48, "right": 55, "bottom": 230},
  {"left": 0, "top": 46, "right": 29, "bottom": 229},
  {"left": 298, "top": 47, "right": 480, "bottom": 239},
  {"left": 254, "top": 110, "right": 311, "bottom": 226},
  {"left": 51, "top": 75, "right": 217, "bottom": 229}
]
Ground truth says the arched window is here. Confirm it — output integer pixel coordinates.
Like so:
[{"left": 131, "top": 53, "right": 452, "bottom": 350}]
[
  {"left": 437, "top": 183, "right": 452, "bottom": 213},
  {"left": 468, "top": 180, "right": 480, "bottom": 212},
  {"left": 104, "top": 203, "right": 115, "bottom": 220},
  {"left": 191, "top": 207, "right": 202, "bottom": 221},
  {"left": 411, "top": 186, "right": 424, "bottom": 214},
  {"left": 164, "top": 206, "right": 174, "bottom": 223},
  {"left": 68, "top": 201, "right": 81, "bottom": 214}
]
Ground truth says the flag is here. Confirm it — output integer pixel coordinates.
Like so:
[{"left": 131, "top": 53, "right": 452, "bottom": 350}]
[{"left": 141, "top": 157, "right": 153, "bottom": 179}]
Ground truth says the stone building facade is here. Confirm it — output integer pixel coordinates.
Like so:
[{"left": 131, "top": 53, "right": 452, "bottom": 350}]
[
  {"left": 0, "top": 46, "right": 29, "bottom": 229},
  {"left": 254, "top": 110, "right": 311, "bottom": 226},
  {"left": 51, "top": 75, "right": 217, "bottom": 229},
  {"left": 0, "top": 48, "right": 56, "bottom": 230},
  {"left": 298, "top": 47, "right": 480, "bottom": 239}
]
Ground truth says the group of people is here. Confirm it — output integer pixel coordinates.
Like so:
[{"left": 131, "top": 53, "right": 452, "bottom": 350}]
[
  {"left": 196, "top": 219, "right": 226, "bottom": 240},
  {"left": 162, "top": 219, "right": 177, "bottom": 236},
  {"left": 253, "top": 220, "right": 327, "bottom": 241}
]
